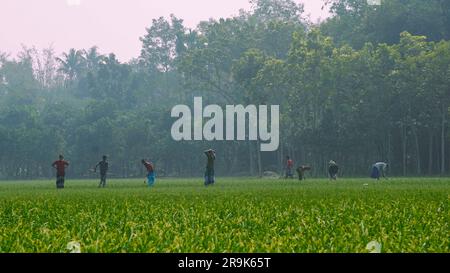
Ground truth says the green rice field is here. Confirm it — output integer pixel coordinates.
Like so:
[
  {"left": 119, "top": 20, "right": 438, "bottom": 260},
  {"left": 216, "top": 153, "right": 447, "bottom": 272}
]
[{"left": 0, "top": 178, "right": 448, "bottom": 253}]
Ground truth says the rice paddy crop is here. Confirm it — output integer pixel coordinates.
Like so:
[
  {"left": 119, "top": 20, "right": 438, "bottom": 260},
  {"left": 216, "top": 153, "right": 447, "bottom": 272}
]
[{"left": 0, "top": 178, "right": 448, "bottom": 253}]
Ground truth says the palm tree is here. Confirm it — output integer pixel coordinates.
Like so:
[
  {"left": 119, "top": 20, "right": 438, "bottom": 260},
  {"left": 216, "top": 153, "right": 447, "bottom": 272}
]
[
  {"left": 83, "top": 46, "right": 103, "bottom": 71},
  {"left": 56, "top": 48, "right": 85, "bottom": 85}
]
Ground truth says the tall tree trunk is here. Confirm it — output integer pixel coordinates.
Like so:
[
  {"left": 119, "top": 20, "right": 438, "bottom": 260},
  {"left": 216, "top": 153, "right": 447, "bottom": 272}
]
[
  {"left": 248, "top": 141, "right": 254, "bottom": 176},
  {"left": 441, "top": 105, "right": 446, "bottom": 175},
  {"left": 279, "top": 141, "right": 284, "bottom": 176},
  {"left": 428, "top": 133, "right": 433, "bottom": 175},
  {"left": 121, "top": 161, "right": 124, "bottom": 178},
  {"left": 387, "top": 132, "right": 392, "bottom": 171},
  {"left": 402, "top": 124, "right": 407, "bottom": 176},
  {"left": 257, "top": 140, "right": 262, "bottom": 178},
  {"left": 412, "top": 126, "right": 421, "bottom": 175}
]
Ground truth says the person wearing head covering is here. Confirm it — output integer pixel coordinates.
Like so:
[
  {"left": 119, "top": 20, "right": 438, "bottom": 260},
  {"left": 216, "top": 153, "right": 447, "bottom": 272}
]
[
  {"left": 371, "top": 162, "right": 388, "bottom": 180},
  {"left": 142, "top": 159, "right": 155, "bottom": 187},
  {"left": 328, "top": 160, "right": 339, "bottom": 180},
  {"left": 204, "top": 149, "right": 216, "bottom": 186},
  {"left": 296, "top": 165, "right": 311, "bottom": 181}
]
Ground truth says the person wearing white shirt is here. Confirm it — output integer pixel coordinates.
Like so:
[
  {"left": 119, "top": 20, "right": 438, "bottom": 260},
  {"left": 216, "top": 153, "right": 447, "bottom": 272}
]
[{"left": 371, "top": 162, "right": 388, "bottom": 180}]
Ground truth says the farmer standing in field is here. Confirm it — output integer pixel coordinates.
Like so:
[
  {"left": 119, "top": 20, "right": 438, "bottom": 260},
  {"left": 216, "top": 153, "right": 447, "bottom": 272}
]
[
  {"left": 328, "top": 160, "right": 339, "bottom": 180},
  {"left": 204, "top": 149, "right": 216, "bottom": 186},
  {"left": 370, "top": 162, "right": 388, "bottom": 180},
  {"left": 94, "top": 155, "right": 109, "bottom": 188},
  {"left": 52, "top": 155, "right": 69, "bottom": 189},
  {"left": 142, "top": 159, "right": 155, "bottom": 187},
  {"left": 296, "top": 165, "right": 311, "bottom": 181},
  {"left": 285, "top": 156, "right": 294, "bottom": 179}
]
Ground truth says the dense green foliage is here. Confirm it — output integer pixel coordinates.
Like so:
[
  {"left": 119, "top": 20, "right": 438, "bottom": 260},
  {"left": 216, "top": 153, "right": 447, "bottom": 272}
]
[
  {"left": 1, "top": 0, "right": 450, "bottom": 178},
  {"left": 0, "top": 178, "right": 448, "bottom": 252}
]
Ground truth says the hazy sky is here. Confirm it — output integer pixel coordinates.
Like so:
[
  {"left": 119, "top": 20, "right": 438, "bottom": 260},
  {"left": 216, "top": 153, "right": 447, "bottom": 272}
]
[{"left": 0, "top": 0, "right": 330, "bottom": 62}]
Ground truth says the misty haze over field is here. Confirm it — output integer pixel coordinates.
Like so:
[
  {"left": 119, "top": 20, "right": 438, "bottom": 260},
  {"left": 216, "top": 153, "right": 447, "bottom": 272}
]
[{"left": 1, "top": 0, "right": 449, "bottom": 179}]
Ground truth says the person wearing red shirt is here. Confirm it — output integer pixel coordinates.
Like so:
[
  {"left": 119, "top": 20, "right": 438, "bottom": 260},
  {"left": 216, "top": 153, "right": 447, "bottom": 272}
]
[
  {"left": 285, "top": 156, "right": 294, "bottom": 179},
  {"left": 52, "top": 155, "right": 69, "bottom": 189}
]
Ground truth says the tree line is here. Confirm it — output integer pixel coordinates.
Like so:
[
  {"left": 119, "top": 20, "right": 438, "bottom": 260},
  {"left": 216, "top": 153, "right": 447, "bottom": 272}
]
[{"left": 0, "top": 0, "right": 449, "bottom": 179}]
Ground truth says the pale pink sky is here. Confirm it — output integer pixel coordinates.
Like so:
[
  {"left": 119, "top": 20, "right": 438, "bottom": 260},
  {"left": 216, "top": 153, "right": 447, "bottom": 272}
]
[{"left": 0, "top": 0, "right": 330, "bottom": 62}]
